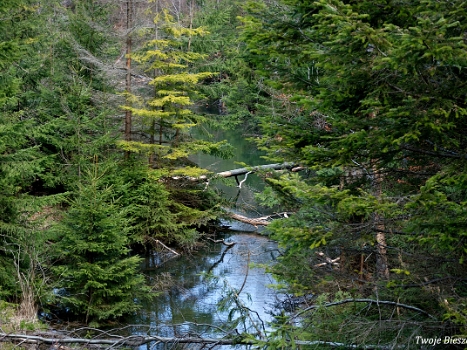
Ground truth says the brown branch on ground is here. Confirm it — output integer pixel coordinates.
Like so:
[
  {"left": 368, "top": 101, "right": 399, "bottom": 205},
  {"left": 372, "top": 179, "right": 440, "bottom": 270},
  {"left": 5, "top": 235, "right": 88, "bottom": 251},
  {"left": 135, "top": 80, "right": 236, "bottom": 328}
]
[{"left": 0, "top": 332, "right": 409, "bottom": 349}]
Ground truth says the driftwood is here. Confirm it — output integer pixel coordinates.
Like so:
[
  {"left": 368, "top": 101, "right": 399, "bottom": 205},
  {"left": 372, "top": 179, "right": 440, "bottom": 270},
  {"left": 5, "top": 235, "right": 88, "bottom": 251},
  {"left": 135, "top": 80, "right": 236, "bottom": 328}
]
[{"left": 207, "top": 237, "right": 236, "bottom": 246}]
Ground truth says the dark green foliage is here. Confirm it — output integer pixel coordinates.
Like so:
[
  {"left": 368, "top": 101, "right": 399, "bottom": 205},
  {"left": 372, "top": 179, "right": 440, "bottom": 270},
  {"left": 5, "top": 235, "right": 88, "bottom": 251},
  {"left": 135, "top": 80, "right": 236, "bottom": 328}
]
[
  {"left": 237, "top": 0, "right": 467, "bottom": 343},
  {"left": 0, "top": 0, "right": 48, "bottom": 300},
  {"left": 109, "top": 161, "right": 216, "bottom": 249},
  {"left": 190, "top": 0, "right": 273, "bottom": 130},
  {"left": 51, "top": 164, "right": 146, "bottom": 324}
]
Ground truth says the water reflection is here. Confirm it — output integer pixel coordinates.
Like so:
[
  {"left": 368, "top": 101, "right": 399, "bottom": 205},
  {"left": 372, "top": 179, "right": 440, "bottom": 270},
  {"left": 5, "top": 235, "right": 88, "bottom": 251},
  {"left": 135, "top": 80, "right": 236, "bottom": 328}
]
[
  {"left": 127, "top": 123, "right": 281, "bottom": 348},
  {"left": 130, "top": 232, "right": 281, "bottom": 349},
  {"left": 190, "top": 127, "right": 272, "bottom": 231}
]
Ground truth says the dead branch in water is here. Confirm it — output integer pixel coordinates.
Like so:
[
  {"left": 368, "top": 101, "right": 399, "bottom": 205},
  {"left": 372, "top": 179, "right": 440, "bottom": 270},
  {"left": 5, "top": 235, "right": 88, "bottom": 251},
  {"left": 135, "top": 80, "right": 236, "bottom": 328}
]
[
  {"left": 228, "top": 212, "right": 293, "bottom": 227},
  {"left": 216, "top": 162, "right": 297, "bottom": 178},
  {"left": 206, "top": 237, "right": 236, "bottom": 246},
  {"left": 148, "top": 237, "right": 180, "bottom": 256}
]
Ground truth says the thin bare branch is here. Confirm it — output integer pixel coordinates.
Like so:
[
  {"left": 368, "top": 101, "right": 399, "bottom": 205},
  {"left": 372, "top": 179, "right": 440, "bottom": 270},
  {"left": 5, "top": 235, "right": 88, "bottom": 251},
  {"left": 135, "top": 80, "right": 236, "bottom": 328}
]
[{"left": 294, "top": 299, "right": 435, "bottom": 319}]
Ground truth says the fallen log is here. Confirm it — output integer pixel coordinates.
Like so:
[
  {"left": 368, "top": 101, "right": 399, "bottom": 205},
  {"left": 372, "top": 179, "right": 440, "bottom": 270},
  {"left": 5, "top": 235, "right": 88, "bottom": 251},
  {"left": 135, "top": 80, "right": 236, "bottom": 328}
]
[
  {"left": 170, "top": 162, "right": 303, "bottom": 185},
  {"left": 227, "top": 212, "right": 294, "bottom": 227},
  {"left": 217, "top": 162, "right": 297, "bottom": 178},
  {"left": 229, "top": 213, "right": 270, "bottom": 227}
]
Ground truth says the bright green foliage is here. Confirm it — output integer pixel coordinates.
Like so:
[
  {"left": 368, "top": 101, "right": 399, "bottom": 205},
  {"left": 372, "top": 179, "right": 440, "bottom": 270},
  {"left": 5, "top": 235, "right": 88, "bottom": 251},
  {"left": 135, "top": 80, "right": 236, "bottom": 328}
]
[
  {"left": 120, "top": 7, "right": 229, "bottom": 167},
  {"left": 51, "top": 164, "right": 146, "bottom": 324},
  {"left": 238, "top": 0, "right": 467, "bottom": 343}
]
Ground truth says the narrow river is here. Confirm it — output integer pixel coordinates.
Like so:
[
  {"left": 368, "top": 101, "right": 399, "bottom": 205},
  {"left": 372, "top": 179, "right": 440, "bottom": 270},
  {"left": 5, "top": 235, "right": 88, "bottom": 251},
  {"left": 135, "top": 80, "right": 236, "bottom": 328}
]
[{"left": 128, "top": 127, "right": 283, "bottom": 348}]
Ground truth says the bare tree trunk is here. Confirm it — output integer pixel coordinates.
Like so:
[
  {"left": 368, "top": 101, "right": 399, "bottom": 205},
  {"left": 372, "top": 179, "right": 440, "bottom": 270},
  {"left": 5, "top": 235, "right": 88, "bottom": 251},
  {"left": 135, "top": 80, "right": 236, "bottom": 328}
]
[
  {"left": 229, "top": 213, "right": 270, "bottom": 227},
  {"left": 124, "top": 0, "right": 133, "bottom": 159},
  {"left": 187, "top": 0, "right": 194, "bottom": 51},
  {"left": 374, "top": 167, "right": 389, "bottom": 280},
  {"left": 369, "top": 109, "right": 389, "bottom": 281}
]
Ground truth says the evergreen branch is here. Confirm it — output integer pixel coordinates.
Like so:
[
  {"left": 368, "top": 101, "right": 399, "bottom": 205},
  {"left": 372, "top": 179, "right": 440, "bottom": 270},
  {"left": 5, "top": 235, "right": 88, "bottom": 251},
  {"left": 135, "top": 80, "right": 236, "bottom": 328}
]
[
  {"left": 399, "top": 276, "right": 467, "bottom": 289},
  {"left": 371, "top": 228, "right": 415, "bottom": 236}
]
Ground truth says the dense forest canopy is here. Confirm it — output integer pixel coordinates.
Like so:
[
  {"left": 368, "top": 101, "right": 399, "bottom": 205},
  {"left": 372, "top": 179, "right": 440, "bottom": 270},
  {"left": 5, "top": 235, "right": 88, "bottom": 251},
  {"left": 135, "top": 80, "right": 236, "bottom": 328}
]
[
  {"left": 237, "top": 0, "right": 467, "bottom": 346},
  {"left": 1, "top": 0, "right": 467, "bottom": 348}
]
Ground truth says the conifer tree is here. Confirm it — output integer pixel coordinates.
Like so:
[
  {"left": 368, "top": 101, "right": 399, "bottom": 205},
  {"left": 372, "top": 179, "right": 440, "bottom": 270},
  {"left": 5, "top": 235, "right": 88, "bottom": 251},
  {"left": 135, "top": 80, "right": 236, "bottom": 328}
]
[
  {"left": 27, "top": 0, "right": 118, "bottom": 188},
  {"left": 51, "top": 163, "right": 146, "bottom": 324},
  {"left": 0, "top": 0, "right": 47, "bottom": 299},
  {"left": 119, "top": 6, "right": 228, "bottom": 169},
  {"left": 238, "top": 0, "right": 467, "bottom": 343}
]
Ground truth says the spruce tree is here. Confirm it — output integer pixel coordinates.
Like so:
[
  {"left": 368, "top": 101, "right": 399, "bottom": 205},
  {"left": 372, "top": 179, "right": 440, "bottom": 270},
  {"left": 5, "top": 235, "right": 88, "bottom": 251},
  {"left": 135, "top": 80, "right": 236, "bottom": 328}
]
[
  {"left": 119, "top": 6, "right": 229, "bottom": 168},
  {"left": 238, "top": 0, "right": 467, "bottom": 343},
  {"left": 27, "top": 0, "right": 118, "bottom": 189},
  {"left": 0, "top": 0, "right": 48, "bottom": 300},
  {"left": 51, "top": 163, "right": 146, "bottom": 324}
]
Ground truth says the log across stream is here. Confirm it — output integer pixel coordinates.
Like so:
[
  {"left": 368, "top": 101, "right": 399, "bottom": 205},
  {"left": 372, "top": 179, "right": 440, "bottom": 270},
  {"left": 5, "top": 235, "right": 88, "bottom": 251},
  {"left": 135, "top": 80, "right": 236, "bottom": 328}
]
[{"left": 127, "top": 128, "right": 284, "bottom": 348}]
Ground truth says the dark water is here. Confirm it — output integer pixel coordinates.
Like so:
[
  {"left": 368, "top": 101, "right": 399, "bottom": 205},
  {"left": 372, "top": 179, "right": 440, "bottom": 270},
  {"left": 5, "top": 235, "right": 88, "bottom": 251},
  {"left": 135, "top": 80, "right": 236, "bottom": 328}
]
[
  {"left": 130, "top": 233, "right": 281, "bottom": 349},
  {"left": 127, "top": 127, "right": 282, "bottom": 348},
  {"left": 190, "top": 127, "right": 272, "bottom": 231}
]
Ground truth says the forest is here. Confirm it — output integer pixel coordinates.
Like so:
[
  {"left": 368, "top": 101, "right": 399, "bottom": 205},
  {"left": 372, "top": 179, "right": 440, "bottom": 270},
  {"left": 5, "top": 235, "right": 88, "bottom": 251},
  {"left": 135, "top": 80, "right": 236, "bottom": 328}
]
[{"left": 1, "top": 0, "right": 467, "bottom": 348}]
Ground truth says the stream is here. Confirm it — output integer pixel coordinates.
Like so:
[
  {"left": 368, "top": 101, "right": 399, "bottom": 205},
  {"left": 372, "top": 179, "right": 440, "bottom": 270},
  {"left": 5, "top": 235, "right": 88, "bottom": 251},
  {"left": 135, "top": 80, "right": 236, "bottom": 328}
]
[{"left": 128, "top": 127, "right": 283, "bottom": 348}]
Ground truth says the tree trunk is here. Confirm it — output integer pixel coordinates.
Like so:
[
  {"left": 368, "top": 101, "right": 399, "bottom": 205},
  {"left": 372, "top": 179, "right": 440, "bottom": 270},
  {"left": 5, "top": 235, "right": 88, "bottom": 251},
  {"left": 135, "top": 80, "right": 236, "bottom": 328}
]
[
  {"left": 374, "top": 168, "right": 389, "bottom": 280},
  {"left": 216, "top": 162, "right": 297, "bottom": 178},
  {"left": 124, "top": 0, "right": 133, "bottom": 158},
  {"left": 229, "top": 213, "right": 270, "bottom": 227}
]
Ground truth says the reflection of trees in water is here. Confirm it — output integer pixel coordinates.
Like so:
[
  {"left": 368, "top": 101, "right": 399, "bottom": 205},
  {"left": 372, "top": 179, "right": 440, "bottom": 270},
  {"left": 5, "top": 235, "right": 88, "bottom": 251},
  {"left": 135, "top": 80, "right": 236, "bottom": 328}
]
[
  {"left": 127, "top": 233, "right": 279, "bottom": 350},
  {"left": 133, "top": 239, "right": 226, "bottom": 332}
]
